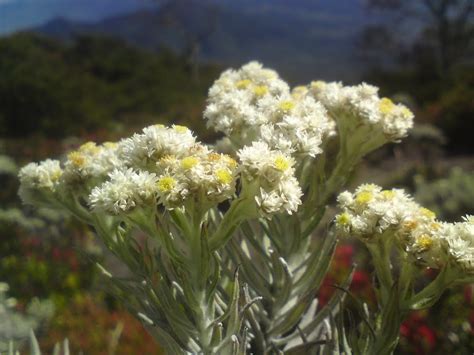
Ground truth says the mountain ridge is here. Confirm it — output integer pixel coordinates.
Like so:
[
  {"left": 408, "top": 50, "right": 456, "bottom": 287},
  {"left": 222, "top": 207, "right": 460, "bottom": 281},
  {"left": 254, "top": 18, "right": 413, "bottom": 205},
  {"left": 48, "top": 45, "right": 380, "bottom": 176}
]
[{"left": 33, "top": 0, "right": 368, "bottom": 82}]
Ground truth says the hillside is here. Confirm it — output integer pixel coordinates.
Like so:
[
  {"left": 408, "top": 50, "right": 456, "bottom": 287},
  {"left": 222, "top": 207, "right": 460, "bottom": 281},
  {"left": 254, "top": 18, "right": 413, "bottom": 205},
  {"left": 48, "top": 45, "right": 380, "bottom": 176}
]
[
  {"left": 34, "top": 0, "right": 368, "bottom": 83},
  {"left": 0, "top": 33, "right": 221, "bottom": 139}
]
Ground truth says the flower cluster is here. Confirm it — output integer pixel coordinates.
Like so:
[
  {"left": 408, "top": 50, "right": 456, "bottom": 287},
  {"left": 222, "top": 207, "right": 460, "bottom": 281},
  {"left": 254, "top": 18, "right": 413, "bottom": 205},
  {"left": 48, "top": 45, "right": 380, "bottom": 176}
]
[
  {"left": 89, "top": 169, "right": 158, "bottom": 214},
  {"left": 118, "top": 124, "right": 197, "bottom": 170},
  {"left": 62, "top": 141, "right": 121, "bottom": 187},
  {"left": 238, "top": 141, "right": 302, "bottom": 216},
  {"left": 335, "top": 184, "right": 474, "bottom": 271},
  {"left": 310, "top": 81, "right": 414, "bottom": 143},
  {"left": 204, "top": 62, "right": 334, "bottom": 157},
  {"left": 439, "top": 216, "right": 474, "bottom": 274},
  {"left": 19, "top": 159, "right": 63, "bottom": 192},
  {"left": 18, "top": 123, "right": 304, "bottom": 218}
]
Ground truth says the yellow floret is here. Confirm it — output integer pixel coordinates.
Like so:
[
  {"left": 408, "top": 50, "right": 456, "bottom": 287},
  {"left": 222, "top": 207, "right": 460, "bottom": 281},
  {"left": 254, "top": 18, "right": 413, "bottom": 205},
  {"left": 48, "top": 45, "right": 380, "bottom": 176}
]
[
  {"left": 310, "top": 80, "right": 326, "bottom": 91},
  {"left": 253, "top": 85, "right": 268, "bottom": 97},
  {"left": 420, "top": 207, "right": 436, "bottom": 219},
  {"left": 207, "top": 153, "right": 221, "bottom": 161},
  {"left": 157, "top": 176, "right": 176, "bottom": 192},
  {"left": 274, "top": 156, "right": 290, "bottom": 172},
  {"left": 79, "top": 142, "right": 100, "bottom": 155},
  {"left": 336, "top": 212, "right": 351, "bottom": 226},
  {"left": 235, "top": 79, "right": 251, "bottom": 89},
  {"left": 292, "top": 86, "right": 308, "bottom": 99},
  {"left": 279, "top": 100, "right": 295, "bottom": 113},
  {"left": 215, "top": 169, "right": 233, "bottom": 185},
  {"left": 379, "top": 98, "right": 396, "bottom": 115},
  {"left": 181, "top": 156, "right": 199, "bottom": 170},
  {"left": 400, "top": 106, "right": 413, "bottom": 118},
  {"left": 103, "top": 142, "right": 117, "bottom": 149},
  {"left": 154, "top": 124, "right": 165, "bottom": 129},
  {"left": 223, "top": 155, "right": 238, "bottom": 169},
  {"left": 381, "top": 190, "right": 396, "bottom": 200},
  {"left": 416, "top": 234, "right": 433, "bottom": 250},
  {"left": 355, "top": 191, "right": 373, "bottom": 205},
  {"left": 402, "top": 220, "right": 418, "bottom": 231},
  {"left": 68, "top": 152, "right": 86, "bottom": 168},
  {"left": 50, "top": 169, "right": 63, "bottom": 182},
  {"left": 173, "top": 125, "right": 189, "bottom": 133}
]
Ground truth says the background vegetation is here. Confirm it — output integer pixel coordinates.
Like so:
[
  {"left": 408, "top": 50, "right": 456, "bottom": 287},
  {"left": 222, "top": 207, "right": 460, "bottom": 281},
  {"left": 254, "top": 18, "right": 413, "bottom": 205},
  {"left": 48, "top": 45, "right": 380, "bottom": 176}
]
[{"left": 0, "top": 0, "right": 472, "bottom": 352}]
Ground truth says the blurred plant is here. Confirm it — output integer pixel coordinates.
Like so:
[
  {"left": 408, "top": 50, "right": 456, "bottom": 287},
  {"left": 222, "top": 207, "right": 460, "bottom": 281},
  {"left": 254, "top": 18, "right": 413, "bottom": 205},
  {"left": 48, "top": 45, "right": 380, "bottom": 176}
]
[
  {"left": 415, "top": 168, "right": 474, "bottom": 221},
  {"left": 17, "top": 61, "right": 473, "bottom": 354},
  {"left": 335, "top": 185, "right": 474, "bottom": 354},
  {"left": 0, "top": 282, "right": 54, "bottom": 352},
  {"left": 41, "top": 294, "right": 162, "bottom": 354}
]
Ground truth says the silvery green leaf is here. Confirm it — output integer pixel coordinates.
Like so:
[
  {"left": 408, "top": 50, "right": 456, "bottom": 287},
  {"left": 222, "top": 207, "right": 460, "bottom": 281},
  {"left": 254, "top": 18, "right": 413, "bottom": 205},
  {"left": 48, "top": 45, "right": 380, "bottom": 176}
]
[{"left": 28, "top": 330, "right": 41, "bottom": 355}]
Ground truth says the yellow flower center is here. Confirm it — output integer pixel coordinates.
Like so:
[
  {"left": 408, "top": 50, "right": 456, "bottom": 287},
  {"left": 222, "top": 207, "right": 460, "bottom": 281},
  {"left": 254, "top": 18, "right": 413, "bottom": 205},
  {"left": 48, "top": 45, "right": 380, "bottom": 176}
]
[
  {"left": 292, "top": 86, "right": 307, "bottom": 99},
  {"left": 68, "top": 152, "right": 86, "bottom": 168},
  {"left": 215, "top": 169, "right": 233, "bottom": 185},
  {"left": 274, "top": 156, "right": 290, "bottom": 172},
  {"left": 336, "top": 213, "right": 351, "bottom": 226},
  {"left": 173, "top": 125, "right": 189, "bottom": 133},
  {"left": 181, "top": 156, "right": 199, "bottom": 170},
  {"left": 416, "top": 234, "right": 433, "bottom": 250},
  {"left": 157, "top": 176, "right": 176, "bottom": 192},
  {"left": 402, "top": 220, "right": 418, "bottom": 231},
  {"left": 253, "top": 85, "right": 268, "bottom": 97},
  {"left": 50, "top": 169, "right": 63, "bottom": 182},
  {"left": 310, "top": 80, "right": 326, "bottom": 91},
  {"left": 400, "top": 106, "right": 413, "bottom": 118},
  {"left": 79, "top": 142, "right": 100, "bottom": 155},
  {"left": 279, "top": 100, "right": 295, "bottom": 113},
  {"left": 235, "top": 79, "right": 251, "bottom": 89},
  {"left": 355, "top": 191, "right": 373, "bottom": 205},
  {"left": 103, "top": 142, "right": 117, "bottom": 149},
  {"left": 223, "top": 155, "right": 238, "bottom": 169},
  {"left": 379, "top": 98, "right": 396, "bottom": 115},
  {"left": 381, "top": 190, "right": 396, "bottom": 200},
  {"left": 420, "top": 207, "right": 436, "bottom": 219}
]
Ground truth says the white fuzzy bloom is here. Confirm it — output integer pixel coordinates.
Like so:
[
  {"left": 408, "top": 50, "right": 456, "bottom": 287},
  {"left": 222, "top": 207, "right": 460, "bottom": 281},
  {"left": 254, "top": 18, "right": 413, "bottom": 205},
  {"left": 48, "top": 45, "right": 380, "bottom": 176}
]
[
  {"left": 238, "top": 141, "right": 302, "bottom": 216},
  {"left": 155, "top": 152, "right": 239, "bottom": 208},
  {"left": 310, "top": 81, "right": 414, "bottom": 142},
  {"left": 335, "top": 184, "right": 418, "bottom": 238},
  {"left": 335, "top": 184, "right": 451, "bottom": 268},
  {"left": 118, "top": 124, "right": 197, "bottom": 170},
  {"left": 19, "top": 159, "right": 63, "bottom": 191},
  {"left": 62, "top": 141, "right": 122, "bottom": 185},
  {"left": 439, "top": 216, "right": 474, "bottom": 273},
  {"left": 204, "top": 61, "right": 289, "bottom": 137},
  {"left": 89, "top": 169, "right": 158, "bottom": 214},
  {"left": 205, "top": 62, "right": 333, "bottom": 157},
  {"left": 255, "top": 176, "right": 302, "bottom": 217}
]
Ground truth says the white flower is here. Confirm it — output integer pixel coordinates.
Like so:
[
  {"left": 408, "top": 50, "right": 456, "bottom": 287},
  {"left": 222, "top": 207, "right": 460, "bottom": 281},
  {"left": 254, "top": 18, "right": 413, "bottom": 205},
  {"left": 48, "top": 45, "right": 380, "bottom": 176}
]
[
  {"left": 309, "top": 81, "right": 414, "bottom": 143},
  {"left": 62, "top": 141, "right": 122, "bottom": 185},
  {"left": 19, "top": 159, "right": 63, "bottom": 191},
  {"left": 118, "top": 124, "right": 197, "bottom": 170},
  {"left": 439, "top": 216, "right": 474, "bottom": 273},
  {"left": 89, "top": 169, "right": 158, "bottom": 214},
  {"left": 155, "top": 151, "right": 239, "bottom": 208},
  {"left": 238, "top": 141, "right": 302, "bottom": 216},
  {"left": 205, "top": 62, "right": 333, "bottom": 158}
]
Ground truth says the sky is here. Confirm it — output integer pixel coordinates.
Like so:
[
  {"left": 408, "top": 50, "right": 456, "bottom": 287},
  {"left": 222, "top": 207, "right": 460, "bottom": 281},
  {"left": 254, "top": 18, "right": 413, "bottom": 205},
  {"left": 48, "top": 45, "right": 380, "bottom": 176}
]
[{"left": 0, "top": 0, "right": 157, "bottom": 34}]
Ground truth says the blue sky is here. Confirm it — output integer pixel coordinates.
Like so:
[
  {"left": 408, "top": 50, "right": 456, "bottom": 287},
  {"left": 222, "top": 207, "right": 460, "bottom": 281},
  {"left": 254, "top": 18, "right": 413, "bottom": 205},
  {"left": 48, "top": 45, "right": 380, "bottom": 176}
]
[{"left": 0, "top": 0, "right": 156, "bottom": 34}]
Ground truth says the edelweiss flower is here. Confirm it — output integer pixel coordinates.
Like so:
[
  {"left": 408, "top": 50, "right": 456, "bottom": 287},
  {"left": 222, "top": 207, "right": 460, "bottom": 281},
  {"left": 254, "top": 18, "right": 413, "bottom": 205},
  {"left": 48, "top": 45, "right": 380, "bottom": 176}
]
[
  {"left": 62, "top": 141, "right": 122, "bottom": 185},
  {"left": 19, "top": 159, "right": 63, "bottom": 192},
  {"left": 238, "top": 141, "right": 302, "bottom": 216},
  {"left": 205, "top": 62, "right": 334, "bottom": 157},
  {"left": 89, "top": 169, "right": 158, "bottom": 214},
  {"left": 309, "top": 80, "right": 414, "bottom": 146},
  {"left": 118, "top": 124, "right": 197, "bottom": 170}
]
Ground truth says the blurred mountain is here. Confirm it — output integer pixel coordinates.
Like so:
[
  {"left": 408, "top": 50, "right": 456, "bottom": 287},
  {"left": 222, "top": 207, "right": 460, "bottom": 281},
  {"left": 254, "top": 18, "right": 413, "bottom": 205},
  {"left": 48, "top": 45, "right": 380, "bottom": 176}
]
[{"left": 34, "top": 0, "right": 371, "bottom": 83}]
